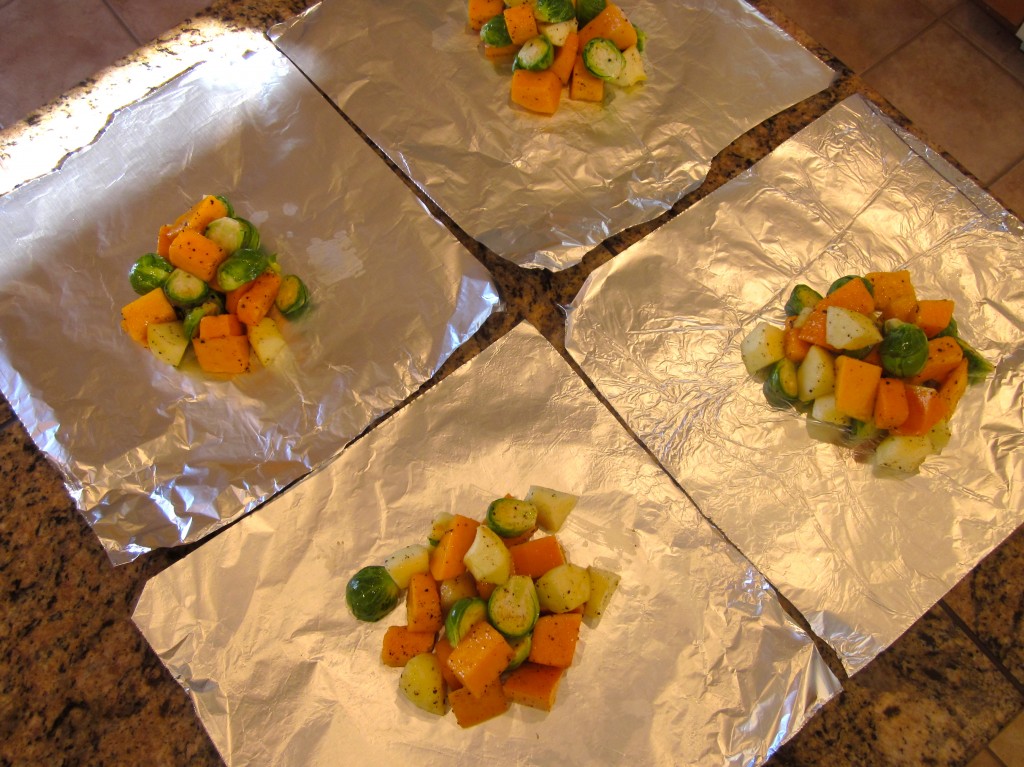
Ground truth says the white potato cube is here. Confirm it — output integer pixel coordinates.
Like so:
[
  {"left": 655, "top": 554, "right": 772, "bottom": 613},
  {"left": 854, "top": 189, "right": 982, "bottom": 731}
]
[
  {"left": 248, "top": 316, "right": 288, "bottom": 368},
  {"left": 399, "top": 653, "right": 447, "bottom": 716},
  {"left": 536, "top": 563, "right": 591, "bottom": 614},
  {"left": 583, "top": 566, "right": 621, "bottom": 625},
  {"left": 463, "top": 526, "right": 512, "bottom": 585},
  {"left": 384, "top": 544, "right": 431, "bottom": 589},
  {"left": 611, "top": 45, "right": 647, "bottom": 87},
  {"left": 825, "top": 306, "right": 882, "bottom": 350},
  {"left": 797, "top": 344, "right": 835, "bottom": 402},
  {"left": 740, "top": 322, "right": 786, "bottom": 375},
  {"left": 875, "top": 434, "right": 934, "bottom": 473},
  {"left": 525, "top": 486, "right": 578, "bottom": 532},
  {"left": 147, "top": 321, "right": 189, "bottom": 367},
  {"left": 540, "top": 18, "right": 577, "bottom": 46},
  {"left": 810, "top": 393, "right": 851, "bottom": 426}
]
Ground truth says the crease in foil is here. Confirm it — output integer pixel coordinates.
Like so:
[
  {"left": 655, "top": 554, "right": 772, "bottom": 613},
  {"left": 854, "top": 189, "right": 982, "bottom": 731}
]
[
  {"left": 133, "top": 323, "right": 840, "bottom": 767},
  {"left": 269, "top": 0, "right": 834, "bottom": 270},
  {"left": 0, "top": 45, "right": 499, "bottom": 564},
  {"left": 565, "top": 95, "right": 1024, "bottom": 674}
]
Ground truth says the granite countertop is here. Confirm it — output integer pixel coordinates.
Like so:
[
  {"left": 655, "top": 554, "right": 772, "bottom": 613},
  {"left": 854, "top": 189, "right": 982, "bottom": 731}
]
[{"left": 1, "top": 1, "right": 1022, "bottom": 765}]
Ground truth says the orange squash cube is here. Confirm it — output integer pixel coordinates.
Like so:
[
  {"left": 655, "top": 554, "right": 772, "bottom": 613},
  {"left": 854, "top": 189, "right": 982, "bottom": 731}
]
[{"left": 120, "top": 288, "right": 177, "bottom": 348}]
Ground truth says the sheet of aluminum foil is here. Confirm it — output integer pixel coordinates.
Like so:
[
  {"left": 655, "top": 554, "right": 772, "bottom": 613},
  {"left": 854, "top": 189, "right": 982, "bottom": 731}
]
[
  {"left": 565, "top": 95, "right": 1024, "bottom": 675},
  {"left": 133, "top": 323, "right": 840, "bottom": 767},
  {"left": 0, "top": 45, "right": 499, "bottom": 565},
  {"left": 268, "top": 0, "right": 833, "bottom": 271}
]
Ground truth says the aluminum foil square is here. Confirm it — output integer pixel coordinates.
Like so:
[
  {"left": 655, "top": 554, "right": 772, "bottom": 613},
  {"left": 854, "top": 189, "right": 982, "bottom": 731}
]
[
  {"left": 133, "top": 323, "right": 840, "bottom": 767},
  {"left": 269, "top": 0, "right": 833, "bottom": 270},
  {"left": 0, "top": 46, "right": 499, "bottom": 564},
  {"left": 565, "top": 95, "right": 1024, "bottom": 674}
]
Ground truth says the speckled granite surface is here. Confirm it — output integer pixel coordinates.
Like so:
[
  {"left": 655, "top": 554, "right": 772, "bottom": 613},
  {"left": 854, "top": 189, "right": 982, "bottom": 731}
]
[{"left": 1, "top": 2, "right": 1022, "bottom": 766}]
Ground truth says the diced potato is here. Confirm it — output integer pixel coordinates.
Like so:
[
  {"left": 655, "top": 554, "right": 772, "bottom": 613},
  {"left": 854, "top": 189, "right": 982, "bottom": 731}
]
[
  {"left": 583, "top": 566, "right": 621, "bottom": 625},
  {"left": 463, "top": 526, "right": 512, "bottom": 585},
  {"left": 797, "top": 345, "right": 836, "bottom": 402},
  {"left": 399, "top": 653, "right": 447, "bottom": 716},
  {"left": 740, "top": 322, "right": 786, "bottom": 374},
  {"left": 535, "top": 563, "right": 591, "bottom": 614},
  {"left": 248, "top": 316, "right": 287, "bottom": 368},
  {"left": 611, "top": 45, "right": 647, "bottom": 87},
  {"left": 875, "top": 434, "right": 934, "bottom": 473},
  {"left": 384, "top": 544, "right": 432, "bottom": 589},
  {"left": 810, "top": 392, "right": 851, "bottom": 427},
  {"left": 825, "top": 306, "right": 882, "bottom": 350},
  {"left": 927, "top": 420, "right": 952, "bottom": 454},
  {"left": 540, "top": 18, "right": 577, "bottom": 45},
  {"left": 525, "top": 486, "right": 578, "bottom": 532},
  {"left": 147, "top": 321, "right": 190, "bottom": 367}
]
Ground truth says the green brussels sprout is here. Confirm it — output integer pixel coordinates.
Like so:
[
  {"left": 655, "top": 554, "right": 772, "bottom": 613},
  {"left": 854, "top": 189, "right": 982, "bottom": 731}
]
[
  {"left": 535, "top": 0, "right": 575, "bottom": 23},
  {"left": 879, "top": 320, "right": 929, "bottom": 377},
  {"left": 576, "top": 0, "right": 606, "bottom": 26},
  {"left": 955, "top": 338, "right": 994, "bottom": 384},
  {"left": 274, "top": 274, "right": 311, "bottom": 319},
  {"left": 784, "top": 284, "right": 823, "bottom": 317},
  {"left": 445, "top": 597, "right": 488, "bottom": 645},
  {"left": 828, "top": 275, "right": 873, "bottom": 296},
  {"left": 216, "top": 248, "right": 269, "bottom": 292},
  {"left": 480, "top": 14, "right": 512, "bottom": 47},
  {"left": 129, "top": 253, "right": 175, "bottom": 295},
  {"left": 205, "top": 216, "right": 261, "bottom": 255},
  {"left": 162, "top": 268, "right": 210, "bottom": 307},
  {"left": 182, "top": 295, "right": 224, "bottom": 339},
  {"left": 633, "top": 25, "right": 648, "bottom": 53},
  {"left": 213, "top": 195, "right": 234, "bottom": 217},
  {"left": 582, "top": 37, "right": 626, "bottom": 80},
  {"left": 346, "top": 565, "right": 400, "bottom": 622},
  {"left": 514, "top": 35, "right": 555, "bottom": 71},
  {"left": 762, "top": 358, "right": 799, "bottom": 409},
  {"left": 935, "top": 316, "right": 959, "bottom": 339}
]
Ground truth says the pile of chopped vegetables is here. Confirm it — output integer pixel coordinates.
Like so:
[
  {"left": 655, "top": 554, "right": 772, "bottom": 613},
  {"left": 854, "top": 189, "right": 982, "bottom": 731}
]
[
  {"left": 469, "top": 0, "right": 648, "bottom": 115},
  {"left": 740, "top": 270, "right": 993, "bottom": 473},
  {"left": 119, "top": 194, "right": 311, "bottom": 375},
  {"left": 346, "top": 486, "right": 620, "bottom": 727}
]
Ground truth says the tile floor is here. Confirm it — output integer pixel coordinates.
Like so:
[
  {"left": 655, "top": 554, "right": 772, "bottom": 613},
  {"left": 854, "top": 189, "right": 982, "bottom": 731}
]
[{"left": 0, "top": 0, "right": 1022, "bottom": 764}]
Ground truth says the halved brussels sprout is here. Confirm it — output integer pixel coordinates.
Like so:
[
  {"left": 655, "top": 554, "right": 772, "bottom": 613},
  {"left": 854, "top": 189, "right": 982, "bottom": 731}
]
[
  {"left": 182, "top": 295, "right": 224, "bottom": 339},
  {"left": 763, "top": 357, "right": 799, "bottom": 408},
  {"left": 784, "top": 284, "right": 823, "bottom": 317},
  {"left": 535, "top": 0, "right": 575, "bottom": 23},
  {"left": 205, "top": 216, "right": 261, "bottom": 255},
  {"left": 274, "top": 274, "right": 310, "bottom": 318},
  {"left": 514, "top": 35, "right": 555, "bottom": 71},
  {"left": 879, "top": 320, "right": 928, "bottom": 378},
  {"left": 480, "top": 14, "right": 512, "bottom": 47},
  {"left": 582, "top": 37, "right": 626, "bottom": 81},
  {"left": 216, "top": 248, "right": 269, "bottom": 292},
  {"left": 955, "top": 337, "right": 994, "bottom": 384},
  {"left": 575, "top": 0, "right": 606, "bottom": 25},
  {"left": 162, "top": 268, "right": 210, "bottom": 307},
  {"left": 346, "top": 565, "right": 400, "bottom": 622},
  {"left": 827, "top": 275, "right": 873, "bottom": 296},
  {"left": 129, "top": 253, "right": 174, "bottom": 295}
]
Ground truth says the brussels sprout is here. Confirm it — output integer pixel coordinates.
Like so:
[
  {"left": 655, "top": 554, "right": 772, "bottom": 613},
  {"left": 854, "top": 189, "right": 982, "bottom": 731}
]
[
  {"left": 205, "top": 216, "right": 261, "bottom": 254},
  {"left": 955, "top": 338, "right": 994, "bottom": 384},
  {"left": 582, "top": 37, "right": 626, "bottom": 80},
  {"left": 216, "top": 248, "right": 269, "bottom": 292},
  {"left": 480, "top": 14, "right": 512, "bottom": 47},
  {"left": 485, "top": 497, "right": 538, "bottom": 538},
  {"left": 129, "top": 253, "right": 174, "bottom": 295},
  {"left": 182, "top": 295, "right": 224, "bottom": 339},
  {"left": 763, "top": 357, "right": 799, "bottom": 408},
  {"left": 935, "top": 316, "right": 959, "bottom": 339},
  {"left": 506, "top": 634, "right": 532, "bottom": 671},
  {"left": 535, "top": 0, "right": 575, "bottom": 23},
  {"left": 514, "top": 35, "right": 555, "bottom": 71},
  {"left": 345, "top": 565, "right": 400, "bottom": 622},
  {"left": 633, "top": 24, "right": 648, "bottom": 53},
  {"left": 576, "top": 0, "right": 606, "bottom": 26},
  {"left": 784, "top": 284, "right": 823, "bottom": 317},
  {"left": 847, "top": 418, "right": 881, "bottom": 444},
  {"left": 879, "top": 320, "right": 929, "bottom": 378},
  {"left": 445, "top": 597, "right": 488, "bottom": 645},
  {"left": 213, "top": 195, "right": 235, "bottom": 218},
  {"left": 487, "top": 575, "right": 539, "bottom": 638},
  {"left": 162, "top": 268, "right": 210, "bottom": 307},
  {"left": 827, "top": 275, "right": 873, "bottom": 296},
  {"left": 274, "top": 274, "right": 311, "bottom": 318}
]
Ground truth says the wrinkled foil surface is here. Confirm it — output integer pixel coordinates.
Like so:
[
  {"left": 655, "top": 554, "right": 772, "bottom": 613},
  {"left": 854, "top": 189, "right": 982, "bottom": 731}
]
[
  {"left": 0, "top": 47, "right": 499, "bottom": 564},
  {"left": 133, "top": 323, "right": 840, "bottom": 767},
  {"left": 566, "top": 95, "right": 1024, "bottom": 674},
  {"left": 269, "top": 0, "right": 833, "bottom": 270}
]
